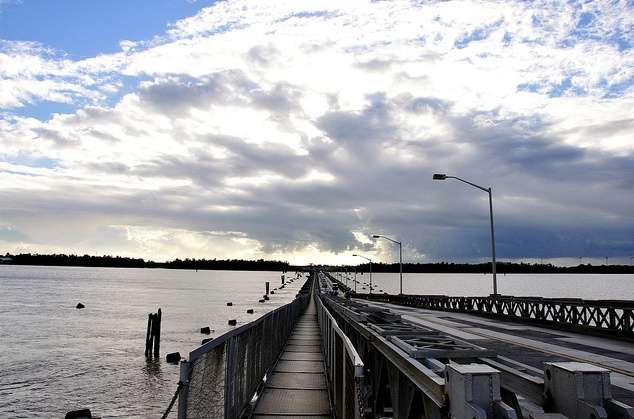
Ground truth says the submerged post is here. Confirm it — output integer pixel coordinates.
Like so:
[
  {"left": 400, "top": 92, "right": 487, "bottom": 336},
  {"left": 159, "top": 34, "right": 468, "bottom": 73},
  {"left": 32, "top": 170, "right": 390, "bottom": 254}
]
[
  {"left": 154, "top": 308, "right": 162, "bottom": 358},
  {"left": 265, "top": 282, "right": 270, "bottom": 295},
  {"left": 145, "top": 313, "right": 153, "bottom": 357},
  {"left": 145, "top": 308, "right": 162, "bottom": 358}
]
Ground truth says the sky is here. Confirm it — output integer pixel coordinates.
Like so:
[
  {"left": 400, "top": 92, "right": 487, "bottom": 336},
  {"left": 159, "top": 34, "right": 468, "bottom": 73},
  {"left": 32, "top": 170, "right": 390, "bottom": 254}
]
[{"left": 0, "top": 0, "right": 633, "bottom": 266}]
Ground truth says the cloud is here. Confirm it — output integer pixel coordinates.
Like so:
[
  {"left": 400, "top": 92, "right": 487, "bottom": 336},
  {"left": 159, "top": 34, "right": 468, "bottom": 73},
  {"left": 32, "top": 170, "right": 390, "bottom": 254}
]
[{"left": 0, "top": 0, "right": 633, "bottom": 264}]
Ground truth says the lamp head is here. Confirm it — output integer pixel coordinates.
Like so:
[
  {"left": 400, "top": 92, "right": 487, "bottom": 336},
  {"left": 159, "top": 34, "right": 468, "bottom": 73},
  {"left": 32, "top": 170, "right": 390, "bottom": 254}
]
[
  {"left": 433, "top": 173, "right": 447, "bottom": 180},
  {"left": 372, "top": 235, "right": 380, "bottom": 238},
  {"left": 352, "top": 254, "right": 358, "bottom": 257}
]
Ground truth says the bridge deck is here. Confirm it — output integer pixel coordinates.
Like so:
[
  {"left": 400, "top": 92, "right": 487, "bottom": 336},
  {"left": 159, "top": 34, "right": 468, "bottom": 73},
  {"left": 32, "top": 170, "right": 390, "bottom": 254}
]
[
  {"left": 253, "top": 297, "right": 331, "bottom": 418},
  {"left": 359, "top": 298, "right": 634, "bottom": 406}
]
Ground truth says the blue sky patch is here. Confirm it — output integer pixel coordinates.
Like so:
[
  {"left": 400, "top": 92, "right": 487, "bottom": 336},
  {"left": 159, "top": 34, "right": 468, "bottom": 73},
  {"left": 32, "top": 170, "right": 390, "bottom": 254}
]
[
  {"left": 2, "top": 153, "right": 60, "bottom": 169},
  {"left": 0, "top": 0, "right": 217, "bottom": 59}
]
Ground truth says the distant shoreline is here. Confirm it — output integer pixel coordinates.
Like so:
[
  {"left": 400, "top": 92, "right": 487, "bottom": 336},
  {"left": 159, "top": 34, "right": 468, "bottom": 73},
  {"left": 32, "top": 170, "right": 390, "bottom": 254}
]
[{"left": 1, "top": 253, "right": 632, "bottom": 274}]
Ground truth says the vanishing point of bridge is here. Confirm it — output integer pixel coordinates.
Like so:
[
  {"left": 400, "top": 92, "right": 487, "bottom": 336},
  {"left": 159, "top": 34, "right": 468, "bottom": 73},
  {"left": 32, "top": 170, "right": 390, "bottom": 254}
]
[{"left": 173, "top": 271, "right": 634, "bottom": 419}]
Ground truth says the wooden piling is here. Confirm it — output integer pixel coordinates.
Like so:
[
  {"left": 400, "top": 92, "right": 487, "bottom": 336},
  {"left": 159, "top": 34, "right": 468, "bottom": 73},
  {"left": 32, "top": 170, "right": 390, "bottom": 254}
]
[
  {"left": 154, "top": 308, "right": 161, "bottom": 358},
  {"left": 145, "top": 313, "right": 153, "bottom": 357},
  {"left": 265, "top": 281, "right": 270, "bottom": 295},
  {"left": 145, "top": 308, "right": 162, "bottom": 358}
]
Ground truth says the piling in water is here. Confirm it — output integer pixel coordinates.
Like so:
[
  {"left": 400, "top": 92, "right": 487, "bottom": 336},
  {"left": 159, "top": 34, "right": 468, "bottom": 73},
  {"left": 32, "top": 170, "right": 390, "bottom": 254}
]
[
  {"left": 153, "top": 308, "right": 161, "bottom": 358},
  {"left": 200, "top": 326, "right": 211, "bottom": 334},
  {"left": 228, "top": 319, "right": 237, "bottom": 326},
  {"left": 145, "top": 308, "right": 162, "bottom": 358},
  {"left": 65, "top": 409, "right": 92, "bottom": 419},
  {"left": 166, "top": 352, "right": 181, "bottom": 364}
]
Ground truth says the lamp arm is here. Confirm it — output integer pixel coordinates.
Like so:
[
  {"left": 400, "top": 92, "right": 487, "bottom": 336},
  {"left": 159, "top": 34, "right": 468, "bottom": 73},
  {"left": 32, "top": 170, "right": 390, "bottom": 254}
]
[
  {"left": 376, "top": 235, "right": 401, "bottom": 245},
  {"left": 447, "top": 176, "right": 489, "bottom": 193}
]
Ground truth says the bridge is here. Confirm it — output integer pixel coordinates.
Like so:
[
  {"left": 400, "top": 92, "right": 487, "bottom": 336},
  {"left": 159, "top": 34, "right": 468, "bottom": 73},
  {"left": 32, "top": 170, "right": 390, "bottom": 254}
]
[{"left": 172, "top": 271, "right": 634, "bottom": 419}]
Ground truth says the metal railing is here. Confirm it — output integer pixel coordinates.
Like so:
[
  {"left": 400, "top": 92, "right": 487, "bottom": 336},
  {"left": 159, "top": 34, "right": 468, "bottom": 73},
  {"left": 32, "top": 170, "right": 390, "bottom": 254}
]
[
  {"left": 315, "top": 272, "right": 366, "bottom": 418},
  {"left": 177, "top": 279, "right": 312, "bottom": 419},
  {"left": 352, "top": 292, "right": 634, "bottom": 338}
]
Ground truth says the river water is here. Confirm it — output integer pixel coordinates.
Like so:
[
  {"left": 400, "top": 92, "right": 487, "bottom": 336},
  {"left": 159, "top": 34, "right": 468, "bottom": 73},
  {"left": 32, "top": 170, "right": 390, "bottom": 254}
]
[
  {"left": 0, "top": 265, "right": 307, "bottom": 418},
  {"left": 339, "top": 272, "right": 634, "bottom": 300},
  {"left": 1, "top": 266, "right": 632, "bottom": 418}
]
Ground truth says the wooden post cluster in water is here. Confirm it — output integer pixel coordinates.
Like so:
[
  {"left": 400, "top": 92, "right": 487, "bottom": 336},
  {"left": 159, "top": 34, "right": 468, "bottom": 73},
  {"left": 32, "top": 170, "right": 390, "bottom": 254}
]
[{"left": 145, "top": 308, "right": 161, "bottom": 358}]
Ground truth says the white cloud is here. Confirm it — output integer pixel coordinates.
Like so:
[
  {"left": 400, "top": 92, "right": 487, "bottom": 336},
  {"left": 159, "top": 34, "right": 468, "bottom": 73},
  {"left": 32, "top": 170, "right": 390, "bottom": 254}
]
[{"left": 1, "top": 0, "right": 633, "bottom": 263}]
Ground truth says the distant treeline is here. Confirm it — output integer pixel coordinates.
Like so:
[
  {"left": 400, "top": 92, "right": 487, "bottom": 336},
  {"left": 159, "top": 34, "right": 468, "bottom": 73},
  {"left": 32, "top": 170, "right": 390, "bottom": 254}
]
[
  {"left": 1, "top": 253, "right": 291, "bottom": 271},
  {"left": 339, "top": 262, "right": 634, "bottom": 274},
  {"left": 1, "top": 253, "right": 632, "bottom": 273}
]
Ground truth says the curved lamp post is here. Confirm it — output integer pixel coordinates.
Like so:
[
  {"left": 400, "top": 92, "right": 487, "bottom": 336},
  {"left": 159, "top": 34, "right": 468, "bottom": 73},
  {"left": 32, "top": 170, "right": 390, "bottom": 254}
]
[
  {"left": 433, "top": 173, "right": 499, "bottom": 295},
  {"left": 352, "top": 254, "right": 372, "bottom": 294},
  {"left": 373, "top": 234, "right": 403, "bottom": 295}
]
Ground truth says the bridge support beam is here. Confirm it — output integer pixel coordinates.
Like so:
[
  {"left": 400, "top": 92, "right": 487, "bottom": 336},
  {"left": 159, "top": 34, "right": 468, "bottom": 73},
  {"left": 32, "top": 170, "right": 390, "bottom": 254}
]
[
  {"left": 446, "top": 364, "right": 517, "bottom": 419},
  {"left": 544, "top": 362, "right": 634, "bottom": 419}
]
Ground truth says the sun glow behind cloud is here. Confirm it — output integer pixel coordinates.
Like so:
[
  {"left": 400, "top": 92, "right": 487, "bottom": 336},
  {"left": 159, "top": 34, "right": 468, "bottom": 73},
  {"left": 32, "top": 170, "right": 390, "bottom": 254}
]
[{"left": 0, "top": 0, "right": 633, "bottom": 264}]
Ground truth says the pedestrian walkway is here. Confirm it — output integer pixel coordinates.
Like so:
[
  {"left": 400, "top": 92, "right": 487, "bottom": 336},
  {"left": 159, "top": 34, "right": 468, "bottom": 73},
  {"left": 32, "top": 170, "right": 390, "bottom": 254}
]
[{"left": 252, "top": 296, "right": 331, "bottom": 418}]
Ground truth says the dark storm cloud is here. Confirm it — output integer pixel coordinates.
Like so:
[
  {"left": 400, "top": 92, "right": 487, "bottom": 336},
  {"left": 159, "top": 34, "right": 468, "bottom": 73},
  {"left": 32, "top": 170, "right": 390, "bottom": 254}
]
[
  {"left": 133, "top": 135, "right": 310, "bottom": 187},
  {"left": 8, "top": 78, "right": 633, "bottom": 261},
  {"left": 138, "top": 72, "right": 243, "bottom": 115},
  {"left": 137, "top": 70, "right": 303, "bottom": 117},
  {"left": 317, "top": 93, "right": 398, "bottom": 147},
  {"left": 304, "top": 93, "right": 634, "bottom": 258}
]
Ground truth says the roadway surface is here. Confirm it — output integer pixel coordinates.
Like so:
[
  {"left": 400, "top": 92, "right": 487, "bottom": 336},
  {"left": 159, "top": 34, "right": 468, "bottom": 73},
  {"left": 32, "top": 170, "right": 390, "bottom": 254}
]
[{"left": 357, "top": 298, "right": 634, "bottom": 406}]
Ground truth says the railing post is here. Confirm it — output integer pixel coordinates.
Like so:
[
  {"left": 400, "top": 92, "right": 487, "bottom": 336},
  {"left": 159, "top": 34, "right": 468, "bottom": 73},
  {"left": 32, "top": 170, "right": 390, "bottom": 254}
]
[{"left": 177, "top": 360, "right": 190, "bottom": 419}]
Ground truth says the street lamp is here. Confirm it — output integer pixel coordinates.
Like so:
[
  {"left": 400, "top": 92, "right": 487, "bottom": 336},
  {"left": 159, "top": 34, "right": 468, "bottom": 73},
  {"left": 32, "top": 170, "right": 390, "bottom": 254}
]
[
  {"left": 352, "top": 254, "right": 372, "bottom": 294},
  {"left": 433, "top": 173, "right": 499, "bottom": 295},
  {"left": 373, "top": 234, "right": 403, "bottom": 295},
  {"left": 353, "top": 266, "right": 357, "bottom": 292}
]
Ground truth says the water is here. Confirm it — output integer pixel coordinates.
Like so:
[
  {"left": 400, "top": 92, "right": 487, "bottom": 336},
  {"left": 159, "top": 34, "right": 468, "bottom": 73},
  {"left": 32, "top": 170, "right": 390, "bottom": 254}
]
[
  {"left": 340, "top": 272, "right": 634, "bottom": 300},
  {"left": 2, "top": 268, "right": 632, "bottom": 418},
  {"left": 0, "top": 265, "right": 307, "bottom": 418}
]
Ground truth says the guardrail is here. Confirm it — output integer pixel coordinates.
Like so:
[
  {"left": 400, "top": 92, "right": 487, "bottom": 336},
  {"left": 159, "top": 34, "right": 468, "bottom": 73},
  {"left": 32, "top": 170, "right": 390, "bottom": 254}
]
[
  {"left": 352, "top": 292, "right": 634, "bottom": 338},
  {"left": 316, "top": 272, "right": 366, "bottom": 418},
  {"left": 177, "top": 278, "right": 312, "bottom": 419}
]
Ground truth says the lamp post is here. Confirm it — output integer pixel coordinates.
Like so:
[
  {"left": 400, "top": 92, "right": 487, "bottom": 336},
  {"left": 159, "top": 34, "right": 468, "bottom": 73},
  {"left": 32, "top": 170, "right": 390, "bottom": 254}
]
[
  {"left": 433, "top": 173, "right": 499, "bottom": 295},
  {"left": 352, "top": 254, "right": 372, "bottom": 294},
  {"left": 373, "top": 234, "right": 403, "bottom": 295},
  {"left": 354, "top": 266, "right": 357, "bottom": 292}
]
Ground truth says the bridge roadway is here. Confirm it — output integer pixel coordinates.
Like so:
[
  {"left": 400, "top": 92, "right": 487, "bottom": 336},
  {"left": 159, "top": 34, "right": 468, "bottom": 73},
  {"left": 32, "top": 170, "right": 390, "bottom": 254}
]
[
  {"left": 253, "top": 296, "right": 332, "bottom": 418},
  {"left": 356, "top": 298, "right": 634, "bottom": 406}
]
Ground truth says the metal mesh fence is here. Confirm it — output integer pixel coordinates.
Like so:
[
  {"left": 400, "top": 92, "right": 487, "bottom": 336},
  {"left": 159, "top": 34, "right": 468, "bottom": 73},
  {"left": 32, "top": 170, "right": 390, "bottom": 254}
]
[
  {"left": 178, "top": 279, "right": 312, "bottom": 419},
  {"left": 185, "top": 344, "right": 226, "bottom": 418}
]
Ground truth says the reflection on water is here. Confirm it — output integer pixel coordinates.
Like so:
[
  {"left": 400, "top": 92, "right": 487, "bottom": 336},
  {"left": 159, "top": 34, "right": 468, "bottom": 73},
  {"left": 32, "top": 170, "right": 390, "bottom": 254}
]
[
  {"left": 143, "top": 358, "right": 163, "bottom": 379},
  {"left": 0, "top": 266, "right": 307, "bottom": 418}
]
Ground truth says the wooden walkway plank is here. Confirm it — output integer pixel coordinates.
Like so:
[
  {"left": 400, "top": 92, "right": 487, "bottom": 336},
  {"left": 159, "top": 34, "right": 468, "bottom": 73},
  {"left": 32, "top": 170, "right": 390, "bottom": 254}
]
[{"left": 254, "top": 297, "right": 332, "bottom": 417}]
